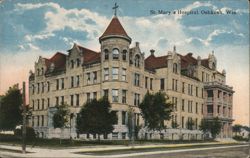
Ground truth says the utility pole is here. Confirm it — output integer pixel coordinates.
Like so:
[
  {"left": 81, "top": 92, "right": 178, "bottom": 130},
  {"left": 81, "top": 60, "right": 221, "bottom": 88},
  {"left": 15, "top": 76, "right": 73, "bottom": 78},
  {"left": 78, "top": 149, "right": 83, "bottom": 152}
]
[{"left": 22, "top": 82, "right": 26, "bottom": 154}]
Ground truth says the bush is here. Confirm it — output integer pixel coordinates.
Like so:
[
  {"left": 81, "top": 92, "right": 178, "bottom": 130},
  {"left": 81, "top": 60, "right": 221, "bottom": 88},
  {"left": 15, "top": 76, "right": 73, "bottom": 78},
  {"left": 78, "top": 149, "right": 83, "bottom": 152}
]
[
  {"left": 233, "top": 135, "right": 249, "bottom": 141},
  {"left": 14, "top": 126, "right": 36, "bottom": 141}
]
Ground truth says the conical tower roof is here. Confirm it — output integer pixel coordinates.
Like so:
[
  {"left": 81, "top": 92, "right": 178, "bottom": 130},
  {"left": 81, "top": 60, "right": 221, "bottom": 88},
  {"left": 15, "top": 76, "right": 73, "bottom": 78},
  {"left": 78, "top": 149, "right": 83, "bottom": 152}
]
[{"left": 99, "top": 16, "right": 131, "bottom": 43}]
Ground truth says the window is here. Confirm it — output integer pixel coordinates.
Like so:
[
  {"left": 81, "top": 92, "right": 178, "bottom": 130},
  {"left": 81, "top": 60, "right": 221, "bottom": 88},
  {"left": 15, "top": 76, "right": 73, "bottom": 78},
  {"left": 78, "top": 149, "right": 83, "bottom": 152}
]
[
  {"left": 87, "top": 93, "right": 91, "bottom": 103},
  {"left": 41, "top": 115, "right": 44, "bottom": 126},
  {"left": 112, "top": 132, "right": 118, "bottom": 139},
  {"left": 37, "top": 83, "right": 40, "bottom": 93},
  {"left": 71, "top": 60, "right": 74, "bottom": 68},
  {"left": 37, "top": 99, "right": 40, "bottom": 110},
  {"left": 47, "top": 98, "right": 50, "bottom": 108},
  {"left": 145, "top": 77, "right": 148, "bottom": 89},
  {"left": 134, "top": 93, "right": 140, "bottom": 106},
  {"left": 93, "top": 92, "right": 97, "bottom": 99},
  {"left": 182, "top": 99, "right": 185, "bottom": 111},
  {"left": 122, "top": 133, "right": 126, "bottom": 139},
  {"left": 104, "top": 49, "right": 109, "bottom": 60},
  {"left": 201, "top": 104, "right": 204, "bottom": 114},
  {"left": 172, "top": 79, "right": 178, "bottom": 91},
  {"left": 207, "top": 104, "right": 213, "bottom": 113},
  {"left": 47, "top": 82, "right": 50, "bottom": 92},
  {"left": 112, "top": 48, "right": 119, "bottom": 60},
  {"left": 61, "top": 78, "right": 64, "bottom": 89},
  {"left": 61, "top": 96, "right": 64, "bottom": 104},
  {"left": 173, "top": 63, "right": 178, "bottom": 73},
  {"left": 202, "top": 72, "right": 204, "bottom": 82},
  {"left": 122, "top": 90, "right": 127, "bottom": 103},
  {"left": 87, "top": 73, "right": 91, "bottom": 84},
  {"left": 32, "top": 116, "right": 34, "bottom": 126},
  {"left": 76, "top": 94, "right": 79, "bottom": 106},
  {"left": 70, "top": 95, "right": 74, "bottom": 106},
  {"left": 42, "top": 99, "right": 44, "bottom": 110},
  {"left": 112, "top": 67, "right": 119, "bottom": 80},
  {"left": 32, "top": 84, "right": 35, "bottom": 94},
  {"left": 76, "top": 58, "right": 80, "bottom": 67},
  {"left": 195, "top": 118, "right": 198, "bottom": 129},
  {"left": 196, "top": 87, "right": 198, "bottom": 97},
  {"left": 41, "top": 82, "right": 44, "bottom": 93},
  {"left": 56, "top": 97, "right": 59, "bottom": 105},
  {"left": 37, "top": 116, "right": 40, "bottom": 127},
  {"left": 150, "top": 78, "right": 153, "bottom": 90},
  {"left": 182, "top": 116, "right": 185, "bottom": 128},
  {"left": 103, "top": 89, "right": 109, "bottom": 98},
  {"left": 182, "top": 82, "right": 185, "bottom": 93},
  {"left": 202, "top": 88, "right": 204, "bottom": 98},
  {"left": 134, "top": 55, "right": 140, "bottom": 67},
  {"left": 122, "top": 50, "right": 127, "bottom": 61},
  {"left": 71, "top": 76, "right": 74, "bottom": 87},
  {"left": 134, "top": 73, "right": 140, "bottom": 86},
  {"left": 160, "top": 78, "right": 165, "bottom": 90},
  {"left": 56, "top": 79, "right": 59, "bottom": 90},
  {"left": 37, "top": 69, "right": 40, "bottom": 76},
  {"left": 112, "top": 89, "right": 118, "bottom": 102},
  {"left": 41, "top": 68, "right": 44, "bottom": 75},
  {"left": 122, "top": 111, "right": 126, "bottom": 125},
  {"left": 76, "top": 75, "right": 80, "bottom": 87},
  {"left": 32, "top": 100, "right": 34, "bottom": 110},
  {"left": 196, "top": 102, "right": 198, "bottom": 114},
  {"left": 122, "top": 68, "right": 126, "bottom": 81},
  {"left": 104, "top": 68, "right": 109, "bottom": 81},
  {"left": 93, "top": 71, "right": 97, "bottom": 83}
]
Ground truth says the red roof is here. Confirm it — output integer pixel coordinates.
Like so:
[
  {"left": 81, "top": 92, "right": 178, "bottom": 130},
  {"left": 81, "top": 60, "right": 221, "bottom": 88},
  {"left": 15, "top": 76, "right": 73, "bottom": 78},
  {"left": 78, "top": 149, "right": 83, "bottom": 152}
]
[
  {"left": 77, "top": 45, "right": 101, "bottom": 65},
  {"left": 179, "top": 53, "right": 197, "bottom": 69},
  {"left": 44, "top": 52, "right": 66, "bottom": 72},
  {"left": 145, "top": 54, "right": 168, "bottom": 71},
  {"left": 99, "top": 16, "right": 130, "bottom": 41}
]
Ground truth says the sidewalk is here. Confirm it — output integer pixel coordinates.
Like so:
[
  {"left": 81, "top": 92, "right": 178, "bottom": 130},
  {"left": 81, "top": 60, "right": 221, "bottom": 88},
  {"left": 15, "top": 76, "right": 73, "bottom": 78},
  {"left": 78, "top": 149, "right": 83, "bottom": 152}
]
[{"left": 0, "top": 141, "right": 244, "bottom": 157}]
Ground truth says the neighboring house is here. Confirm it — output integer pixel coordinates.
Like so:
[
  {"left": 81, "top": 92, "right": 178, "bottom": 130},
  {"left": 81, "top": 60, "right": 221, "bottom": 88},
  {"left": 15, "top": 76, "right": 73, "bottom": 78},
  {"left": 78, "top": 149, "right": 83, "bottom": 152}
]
[{"left": 28, "top": 13, "right": 234, "bottom": 140}]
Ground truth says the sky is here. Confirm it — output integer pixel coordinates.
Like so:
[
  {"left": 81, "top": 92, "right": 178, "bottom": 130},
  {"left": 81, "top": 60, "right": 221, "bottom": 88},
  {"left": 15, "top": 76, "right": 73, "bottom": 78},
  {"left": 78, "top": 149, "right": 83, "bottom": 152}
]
[{"left": 0, "top": 0, "right": 249, "bottom": 126}]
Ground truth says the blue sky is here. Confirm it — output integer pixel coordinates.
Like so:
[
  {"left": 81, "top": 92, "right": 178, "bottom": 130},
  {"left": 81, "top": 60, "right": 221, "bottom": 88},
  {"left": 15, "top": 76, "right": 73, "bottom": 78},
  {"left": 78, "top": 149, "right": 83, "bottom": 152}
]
[{"left": 0, "top": 0, "right": 249, "bottom": 125}]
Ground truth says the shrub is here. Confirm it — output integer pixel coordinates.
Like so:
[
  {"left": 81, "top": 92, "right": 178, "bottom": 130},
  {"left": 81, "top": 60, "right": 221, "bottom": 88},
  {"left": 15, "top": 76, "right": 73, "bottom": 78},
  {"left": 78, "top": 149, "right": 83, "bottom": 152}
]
[{"left": 14, "top": 126, "right": 36, "bottom": 141}]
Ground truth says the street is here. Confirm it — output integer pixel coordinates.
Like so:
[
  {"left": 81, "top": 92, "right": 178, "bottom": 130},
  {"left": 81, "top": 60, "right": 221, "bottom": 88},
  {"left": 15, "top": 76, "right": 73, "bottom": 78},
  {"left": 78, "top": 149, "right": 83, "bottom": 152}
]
[{"left": 131, "top": 146, "right": 249, "bottom": 158}]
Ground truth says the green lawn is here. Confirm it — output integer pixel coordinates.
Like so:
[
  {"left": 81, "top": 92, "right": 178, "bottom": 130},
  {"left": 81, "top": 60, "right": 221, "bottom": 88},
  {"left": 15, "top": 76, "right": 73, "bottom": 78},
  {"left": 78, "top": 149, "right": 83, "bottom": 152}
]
[{"left": 0, "top": 134, "right": 217, "bottom": 148}]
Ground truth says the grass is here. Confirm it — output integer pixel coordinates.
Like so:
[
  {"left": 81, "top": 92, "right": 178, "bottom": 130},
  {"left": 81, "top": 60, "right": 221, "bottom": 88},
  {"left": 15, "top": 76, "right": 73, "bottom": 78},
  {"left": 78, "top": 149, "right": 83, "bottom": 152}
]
[
  {"left": 0, "top": 134, "right": 217, "bottom": 149},
  {"left": 75, "top": 143, "right": 241, "bottom": 156}
]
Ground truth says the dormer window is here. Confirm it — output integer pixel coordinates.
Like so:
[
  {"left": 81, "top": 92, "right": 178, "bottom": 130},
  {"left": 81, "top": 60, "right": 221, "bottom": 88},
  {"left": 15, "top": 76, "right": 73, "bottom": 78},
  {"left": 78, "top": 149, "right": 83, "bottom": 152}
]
[
  {"left": 76, "top": 58, "right": 81, "bottom": 67},
  {"left": 173, "top": 63, "right": 178, "bottom": 74},
  {"left": 122, "top": 50, "right": 127, "bottom": 61},
  {"left": 104, "top": 49, "right": 109, "bottom": 60},
  {"left": 134, "top": 54, "right": 140, "bottom": 67},
  {"left": 212, "top": 62, "right": 216, "bottom": 70},
  {"left": 112, "top": 48, "right": 119, "bottom": 60}
]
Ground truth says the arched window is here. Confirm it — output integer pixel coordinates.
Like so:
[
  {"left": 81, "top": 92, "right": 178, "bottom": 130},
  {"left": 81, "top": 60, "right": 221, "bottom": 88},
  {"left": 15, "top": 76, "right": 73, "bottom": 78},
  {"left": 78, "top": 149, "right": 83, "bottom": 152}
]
[
  {"left": 122, "top": 50, "right": 127, "bottom": 61},
  {"left": 173, "top": 63, "right": 178, "bottom": 74},
  {"left": 112, "top": 48, "right": 119, "bottom": 60},
  {"left": 104, "top": 49, "right": 109, "bottom": 60},
  {"left": 212, "top": 62, "right": 216, "bottom": 70},
  {"left": 134, "top": 55, "right": 140, "bottom": 67}
]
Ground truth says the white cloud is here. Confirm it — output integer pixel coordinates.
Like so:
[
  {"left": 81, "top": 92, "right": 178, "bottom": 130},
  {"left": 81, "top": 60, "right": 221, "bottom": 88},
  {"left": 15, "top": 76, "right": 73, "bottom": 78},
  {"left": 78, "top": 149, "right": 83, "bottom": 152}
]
[{"left": 24, "top": 33, "right": 55, "bottom": 42}]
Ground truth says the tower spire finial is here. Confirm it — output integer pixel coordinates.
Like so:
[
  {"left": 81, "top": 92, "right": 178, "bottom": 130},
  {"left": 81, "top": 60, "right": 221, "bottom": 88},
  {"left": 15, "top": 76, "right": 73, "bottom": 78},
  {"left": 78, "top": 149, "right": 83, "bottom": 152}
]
[{"left": 112, "top": 3, "right": 119, "bottom": 16}]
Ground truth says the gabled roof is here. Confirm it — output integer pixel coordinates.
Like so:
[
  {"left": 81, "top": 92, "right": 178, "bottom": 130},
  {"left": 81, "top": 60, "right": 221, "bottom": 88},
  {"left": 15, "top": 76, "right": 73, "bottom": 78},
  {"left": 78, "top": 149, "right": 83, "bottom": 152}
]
[
  {"left": 74, "top": 44, "right": 101, "bottom": 65},
  {"left": 145, "top": 54, "right": 168, "bottom": 71},
  {"left": 44, "top": 52, "right": 66, "bottom": 73},
  {"left": 179, "top": 53, "right": 197, "bottom": 69},
  {"left": 99, "top": 16, "right": 131, "bottom": 42}
]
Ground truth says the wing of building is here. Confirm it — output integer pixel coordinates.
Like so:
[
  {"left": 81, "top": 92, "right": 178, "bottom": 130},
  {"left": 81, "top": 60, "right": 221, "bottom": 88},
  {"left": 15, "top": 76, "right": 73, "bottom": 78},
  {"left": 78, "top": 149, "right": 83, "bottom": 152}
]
[{"left": 29, "top": 14, "right": 234, "bottom": 140}]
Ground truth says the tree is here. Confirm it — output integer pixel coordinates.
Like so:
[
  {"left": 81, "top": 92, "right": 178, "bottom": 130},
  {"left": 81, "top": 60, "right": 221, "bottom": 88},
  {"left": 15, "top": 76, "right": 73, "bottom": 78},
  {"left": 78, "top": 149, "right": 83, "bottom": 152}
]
[
  {"left": 232, "top": 124, "right": 242, "bottom": 136},
  {"left": 14, "top": 126, "right": 36, "bottom": 141},
  {"left": 200, "top": 117, "right": 222, "bottom": 139},
  {"left": 52, "top": 103, "right": 70, "bottom": 144},
  {"left": 139, "top": 91, "right": 173, "bottom": 131},
  {"left": 76, "top": 97, "right": 117, "bottom": 140},
  {"left": 0, "top": 85, "right": 22, "bottom": 131}
]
